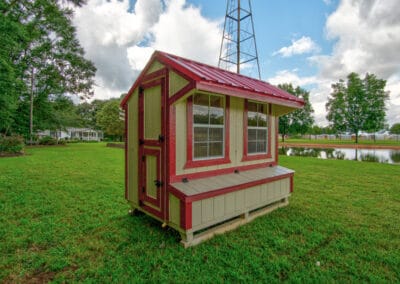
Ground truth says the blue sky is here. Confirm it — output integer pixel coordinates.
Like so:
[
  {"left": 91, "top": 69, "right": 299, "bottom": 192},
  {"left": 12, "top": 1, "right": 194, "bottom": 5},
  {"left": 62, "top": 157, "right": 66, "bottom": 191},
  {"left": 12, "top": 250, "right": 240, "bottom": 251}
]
[
  {"left": 189, "top": 0, "right": 337, "bottom": 79},
  {"left": 72, "top": 0, "right": 400, "bottom": 126}
]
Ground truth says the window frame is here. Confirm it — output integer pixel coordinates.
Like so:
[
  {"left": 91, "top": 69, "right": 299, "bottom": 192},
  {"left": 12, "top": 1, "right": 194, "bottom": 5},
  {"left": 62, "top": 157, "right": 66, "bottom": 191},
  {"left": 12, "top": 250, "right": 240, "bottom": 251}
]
[
  {"left": 185, "top": 93, "right": 230, "bottom": 169},
  {"left": 242, "top": 100, "right": 272, "bottom": 161}
]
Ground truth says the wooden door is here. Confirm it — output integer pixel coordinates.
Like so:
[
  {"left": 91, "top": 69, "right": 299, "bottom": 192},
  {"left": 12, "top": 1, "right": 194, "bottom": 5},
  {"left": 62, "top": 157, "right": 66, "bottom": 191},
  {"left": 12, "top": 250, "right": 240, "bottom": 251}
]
[{"left": 138, "top": 77, "right": 166, "bottom": 219}]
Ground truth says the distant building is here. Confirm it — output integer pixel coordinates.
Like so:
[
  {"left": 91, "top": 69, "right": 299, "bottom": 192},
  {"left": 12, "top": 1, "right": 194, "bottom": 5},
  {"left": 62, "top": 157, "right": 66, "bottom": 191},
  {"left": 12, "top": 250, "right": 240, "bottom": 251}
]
[{"left": 37, "top": 128, "right": 103, "bottom": 141}]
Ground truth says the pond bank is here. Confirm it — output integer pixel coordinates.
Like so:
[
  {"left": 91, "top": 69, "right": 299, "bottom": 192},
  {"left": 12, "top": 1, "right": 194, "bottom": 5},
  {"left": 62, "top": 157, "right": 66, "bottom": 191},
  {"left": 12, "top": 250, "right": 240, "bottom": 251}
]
[{"left": 280, "top": 142, "right": 400, "bottom": 150}]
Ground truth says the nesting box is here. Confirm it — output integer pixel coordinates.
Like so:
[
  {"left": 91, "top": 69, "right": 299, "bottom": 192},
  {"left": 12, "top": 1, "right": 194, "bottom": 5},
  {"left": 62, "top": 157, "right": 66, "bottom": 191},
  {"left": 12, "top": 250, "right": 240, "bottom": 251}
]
[{"left": 120, "top": 51, "right": 304, "bottom": 247}]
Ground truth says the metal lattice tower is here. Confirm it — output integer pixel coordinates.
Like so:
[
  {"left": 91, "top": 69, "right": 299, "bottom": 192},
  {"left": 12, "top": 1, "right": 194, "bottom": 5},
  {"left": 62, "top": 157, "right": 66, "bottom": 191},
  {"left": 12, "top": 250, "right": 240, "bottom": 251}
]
[{"left": 218, "top": 0, "right": 261, "bottom": 79}]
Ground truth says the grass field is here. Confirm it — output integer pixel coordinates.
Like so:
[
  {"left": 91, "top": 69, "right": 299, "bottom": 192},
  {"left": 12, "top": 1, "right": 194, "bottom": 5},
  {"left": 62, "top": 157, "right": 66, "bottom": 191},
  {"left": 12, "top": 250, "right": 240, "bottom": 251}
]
[
  {"left": 280, "top": 138, "right": 400, "bottom": 147},
  {"left": 1, "top": 143, "right": 399, "bottom": 282}
]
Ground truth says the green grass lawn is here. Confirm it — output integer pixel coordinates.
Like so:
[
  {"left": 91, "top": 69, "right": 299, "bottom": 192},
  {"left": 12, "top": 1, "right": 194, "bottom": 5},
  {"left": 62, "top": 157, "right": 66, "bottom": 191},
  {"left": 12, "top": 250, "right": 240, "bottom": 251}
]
[
  {"left": 280, "top": 138, "right": 400, "bottom": 147},
  {"left": 1, "top": 143, "right": 399, "bottom": 282}
]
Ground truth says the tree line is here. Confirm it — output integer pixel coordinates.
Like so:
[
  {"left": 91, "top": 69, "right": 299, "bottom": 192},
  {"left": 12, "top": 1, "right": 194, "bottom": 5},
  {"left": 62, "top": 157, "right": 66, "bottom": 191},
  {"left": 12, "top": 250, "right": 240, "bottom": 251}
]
[
  {"left": 279, "top": 72, "right": 397, "bottom": 143},
  {"left": 0, "top": 0, "right": 95, "bottom": 141}
]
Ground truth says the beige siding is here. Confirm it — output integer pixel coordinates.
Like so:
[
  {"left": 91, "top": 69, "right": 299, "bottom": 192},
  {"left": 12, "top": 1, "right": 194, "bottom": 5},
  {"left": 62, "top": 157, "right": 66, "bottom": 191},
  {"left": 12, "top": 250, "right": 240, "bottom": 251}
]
[
  {"left": 144, "top": 85, "right": 161, "bottom": 140},
  {"left": 145, "top": 155, "right": 158, "bottom": 199},
  {"left": 190, "top": 177, "right": 291, "bottom": 231},
  {"left": 127, "top": 89, "right": 139, "bottom": 205},
  {"left": 146, "top": 60, "right": 164, "bottom": 74},
  {"left": 175, "top": 101, "right": 187, "bottom": 174},
  {"left": 169, "top": 194, "right": 181, "bottom": 227},
  {"left": 169, "top": 71, "right": 189, "bottom": 97}
]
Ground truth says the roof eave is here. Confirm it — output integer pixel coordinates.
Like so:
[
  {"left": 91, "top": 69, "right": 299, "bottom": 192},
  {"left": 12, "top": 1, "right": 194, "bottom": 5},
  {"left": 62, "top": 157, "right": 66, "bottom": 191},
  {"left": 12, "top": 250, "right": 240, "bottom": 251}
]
[{"left": 196, "top": 81, "right": 304, "bottom": 109}]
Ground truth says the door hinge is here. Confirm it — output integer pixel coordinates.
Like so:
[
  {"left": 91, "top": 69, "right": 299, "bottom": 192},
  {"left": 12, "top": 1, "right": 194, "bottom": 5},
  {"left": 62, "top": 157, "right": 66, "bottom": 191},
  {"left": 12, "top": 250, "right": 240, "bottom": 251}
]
[
  {"left": 142, "top": 156, "right": 145, "bottom": 162},
  {"left": 142, "top": 187, "right": 145, "bottom": 193},
  {"left": 154, "top": 180, "right": 163, "bottom": 187},
  {"left": 158, "top": 134, "right": 164, "bottom": 142},
  {"left": 139, "top": 139, "right": 144, "bottom": 145}
]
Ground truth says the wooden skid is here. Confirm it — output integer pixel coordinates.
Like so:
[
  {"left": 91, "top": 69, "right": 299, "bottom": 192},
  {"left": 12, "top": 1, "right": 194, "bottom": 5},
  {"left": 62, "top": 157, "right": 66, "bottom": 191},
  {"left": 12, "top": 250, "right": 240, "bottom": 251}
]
[{"left": 180, "top": 197, "right": 289, "bottom": 248}]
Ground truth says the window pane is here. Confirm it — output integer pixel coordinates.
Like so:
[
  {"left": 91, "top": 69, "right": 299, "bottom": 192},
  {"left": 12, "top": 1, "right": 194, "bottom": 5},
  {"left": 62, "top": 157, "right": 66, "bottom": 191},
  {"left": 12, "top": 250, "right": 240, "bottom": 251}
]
[
  {"left": 248, "top": 101, "right": 257, "bottom": 112},
  {"left": 210, "top": 95, "right": 223, "bottom": 108},
  {"left": 257, "top": 129, "right": 267, "bottom": 140},
  {"left": 194, "top": 143, "right": 208, "bottom": 158},
  {"left": 248, "top": 111, "right": 258, "bottom": 126},
  {"left": 209, "top": 127, "right": 223, "bottom": 142},
  {"left": 194, "top": 127, "right": 208, "bottom": 142},
  {"left": 193, "top": 93, "right": 209, "bottom": 106},
  {"left": 209, "top": 142, "right": 223, "bottom": 157},
  {"left": 248, "top": 128, "right": 257, "bottom": 141},
  {"left": 257, "top": 141, "right": 267, "bottom": 153},
  {"left": 209, "top": 96, "right": 224, "bottom": 125},
  {"left": 193, "top": 104, "right": 209, "bottom": 124},
  {"left": 248, "top": 142, "right": 257, "bottom": 154},
  {"left": 258, "top": 113, "right": 267, "bottom": 127}
]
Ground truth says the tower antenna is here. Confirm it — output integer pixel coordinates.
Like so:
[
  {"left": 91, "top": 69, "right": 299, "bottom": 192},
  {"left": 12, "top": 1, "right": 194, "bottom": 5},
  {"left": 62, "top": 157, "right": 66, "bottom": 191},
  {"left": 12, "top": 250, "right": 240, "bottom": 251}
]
[{"left": 218, "top": 0, "right": 261, "bottom": 79}]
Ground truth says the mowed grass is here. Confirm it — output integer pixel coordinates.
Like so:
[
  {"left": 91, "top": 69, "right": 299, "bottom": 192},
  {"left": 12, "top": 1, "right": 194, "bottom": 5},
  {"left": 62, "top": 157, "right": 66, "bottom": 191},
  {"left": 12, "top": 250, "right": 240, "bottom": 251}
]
[{"left": 0, "top": 143, "right": 399, "bottom": 282}]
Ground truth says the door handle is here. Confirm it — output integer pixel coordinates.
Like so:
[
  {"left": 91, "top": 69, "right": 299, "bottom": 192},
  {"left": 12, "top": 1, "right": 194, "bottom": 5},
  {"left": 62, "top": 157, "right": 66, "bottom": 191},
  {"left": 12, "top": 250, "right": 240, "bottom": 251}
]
[{"left": 154, "top": 180, "right": 163, "bottom": 187}]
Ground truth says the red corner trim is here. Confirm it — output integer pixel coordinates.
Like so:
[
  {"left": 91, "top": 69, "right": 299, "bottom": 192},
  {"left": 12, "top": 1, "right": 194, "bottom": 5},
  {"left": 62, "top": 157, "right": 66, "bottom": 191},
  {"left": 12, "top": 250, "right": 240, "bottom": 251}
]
[
  {"left": 242, "top": 100, "right": 272, "bottom": 162},
  {"left": 275, "top": 117, "right": 279, "bottom": 164},
  {"left": 180, "top": 200, "right": 192, "bottom": 230},
  {"left": 168, "top": 81, "right": 195, "bottom": 105},
  {"left": 184, "top": 96, "right": 231, "bottom": 169}
]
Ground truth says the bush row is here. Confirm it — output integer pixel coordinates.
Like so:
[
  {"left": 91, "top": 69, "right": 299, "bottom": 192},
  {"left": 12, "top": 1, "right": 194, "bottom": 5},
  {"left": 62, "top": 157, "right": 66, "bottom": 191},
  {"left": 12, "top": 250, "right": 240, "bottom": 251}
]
[{"left": 0, "top": 135, "right": 25, "bottom": 154}]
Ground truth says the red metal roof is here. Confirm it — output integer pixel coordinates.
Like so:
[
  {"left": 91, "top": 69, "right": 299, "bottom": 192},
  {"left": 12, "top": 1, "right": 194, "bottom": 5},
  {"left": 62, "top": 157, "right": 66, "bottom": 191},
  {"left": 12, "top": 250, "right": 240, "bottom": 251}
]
[{"left": 121, "top": 51, "right": 304, "bottom": 108}]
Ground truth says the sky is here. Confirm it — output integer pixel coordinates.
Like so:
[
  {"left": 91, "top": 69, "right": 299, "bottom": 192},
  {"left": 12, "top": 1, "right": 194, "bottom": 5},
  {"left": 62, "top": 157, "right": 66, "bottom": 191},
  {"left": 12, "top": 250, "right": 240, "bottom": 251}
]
[{"left": 72, "top": 0, "right": 400, "bottom": 126}]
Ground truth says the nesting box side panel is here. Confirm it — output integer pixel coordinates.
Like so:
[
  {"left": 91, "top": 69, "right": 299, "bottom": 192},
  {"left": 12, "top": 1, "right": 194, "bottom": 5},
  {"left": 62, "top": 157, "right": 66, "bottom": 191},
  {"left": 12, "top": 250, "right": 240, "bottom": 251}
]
[
  {"left": 190, "top": 177, "right": 291, "bottom": 232},
  {"left": 126, "top": 89, "right": 139, "bottom": 206}
]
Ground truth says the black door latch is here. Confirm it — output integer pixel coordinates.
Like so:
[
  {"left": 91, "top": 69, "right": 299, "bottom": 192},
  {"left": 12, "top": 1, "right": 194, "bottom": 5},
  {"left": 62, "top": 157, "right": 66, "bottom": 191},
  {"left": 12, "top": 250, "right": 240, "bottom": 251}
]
[{"left": 154, "top": 180, "right": 163, "bottom": 187}]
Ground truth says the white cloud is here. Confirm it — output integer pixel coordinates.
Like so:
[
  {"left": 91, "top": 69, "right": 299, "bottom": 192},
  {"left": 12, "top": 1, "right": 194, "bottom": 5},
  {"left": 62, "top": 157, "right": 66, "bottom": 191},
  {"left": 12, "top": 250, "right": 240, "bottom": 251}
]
[
  {"left": 267, "top": 70, "right": 317, "bottom": 87},
  {"left": 268, "top": 70, "right": 332, "bottom": 126},
  {"left": 73, "top": 0, "right": 222, "bottom": 100},
  {"left": 273, "top": 36, "right": 320, "bottom": 57},
  {"left": 305, "top": 0, "right": 400, "bottom": 126}
]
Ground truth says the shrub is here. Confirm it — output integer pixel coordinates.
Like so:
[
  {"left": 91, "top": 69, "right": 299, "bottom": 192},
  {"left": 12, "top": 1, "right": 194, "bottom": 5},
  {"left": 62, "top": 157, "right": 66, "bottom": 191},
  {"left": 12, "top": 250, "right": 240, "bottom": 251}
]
[
  {"left": 0, "top": 135, "right": 25, "bottom": 154},
  {"left": 39, "top": 136, "right": 57, "bottom": 145}
]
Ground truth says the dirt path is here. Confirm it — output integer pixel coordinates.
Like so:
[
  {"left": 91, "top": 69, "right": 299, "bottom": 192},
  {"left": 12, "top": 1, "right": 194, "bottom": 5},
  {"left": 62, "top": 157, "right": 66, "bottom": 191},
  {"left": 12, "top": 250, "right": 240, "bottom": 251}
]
[{"left": 280, "top": 142, "right": 400, "bottom": 150}]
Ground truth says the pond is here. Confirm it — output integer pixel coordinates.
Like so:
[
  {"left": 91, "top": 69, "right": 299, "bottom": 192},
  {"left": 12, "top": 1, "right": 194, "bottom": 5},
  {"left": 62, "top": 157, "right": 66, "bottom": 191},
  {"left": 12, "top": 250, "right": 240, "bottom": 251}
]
[{"left": 279, "top": 147, "right": 400, "bottom": 164}]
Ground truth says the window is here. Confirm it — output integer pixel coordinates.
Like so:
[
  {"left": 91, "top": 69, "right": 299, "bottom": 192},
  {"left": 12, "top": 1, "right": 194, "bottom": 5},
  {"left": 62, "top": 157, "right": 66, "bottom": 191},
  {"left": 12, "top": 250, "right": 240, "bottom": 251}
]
[
  {"left": 244, "top": 101, "right": 270, "bottom": 159},
  {"left": 193, "top": 94, "right": 224, "bottom": 159}
]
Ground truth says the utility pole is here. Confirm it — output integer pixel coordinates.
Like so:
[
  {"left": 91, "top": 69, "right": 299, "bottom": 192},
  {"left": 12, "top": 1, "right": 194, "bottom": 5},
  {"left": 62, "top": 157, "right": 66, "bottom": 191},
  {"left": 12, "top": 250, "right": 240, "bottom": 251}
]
[{"left": 218, "top": 0, "right": 261, "bottom": 79}]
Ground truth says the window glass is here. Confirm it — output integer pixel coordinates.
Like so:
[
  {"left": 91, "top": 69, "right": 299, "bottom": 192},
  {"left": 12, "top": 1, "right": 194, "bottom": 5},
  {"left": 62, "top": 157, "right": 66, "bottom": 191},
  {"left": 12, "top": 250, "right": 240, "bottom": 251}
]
[
  {"left": 193, "top": 94, "right": 225, "bottom": 159},
  {"left": 247, "top": 101, "right": 268, "bottom": 154}
]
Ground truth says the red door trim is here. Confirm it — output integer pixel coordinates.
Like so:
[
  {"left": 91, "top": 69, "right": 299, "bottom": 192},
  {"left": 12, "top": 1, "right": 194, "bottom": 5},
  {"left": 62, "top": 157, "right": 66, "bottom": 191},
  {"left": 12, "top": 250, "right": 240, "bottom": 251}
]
[
  {"left": 138, "top": 77, "right": 168, "bottom": 220},
  {"left": 141, "top": 148, "right": 162, "bottom": 207}
]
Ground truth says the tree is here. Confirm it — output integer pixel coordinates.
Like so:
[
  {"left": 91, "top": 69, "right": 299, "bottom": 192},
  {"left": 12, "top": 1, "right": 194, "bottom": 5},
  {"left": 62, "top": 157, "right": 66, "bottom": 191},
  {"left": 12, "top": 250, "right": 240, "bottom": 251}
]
[
  {"left": 1, "top": 0, "right": 96, "bottom": 141},
  {"left": 390, "top": 123, "right": 400, "bottom": 134},
  {"left": 278, "top": 83, "right": 314, "bottom": 141},
  {"left": 96, "top": 99, "right": 124, "bottom": 141},
  {"left": 326, "top": 72, "right": 389, "bottom": 143},
  {"left": 76, "top": 99, "right": 107, "bottom": 129}
]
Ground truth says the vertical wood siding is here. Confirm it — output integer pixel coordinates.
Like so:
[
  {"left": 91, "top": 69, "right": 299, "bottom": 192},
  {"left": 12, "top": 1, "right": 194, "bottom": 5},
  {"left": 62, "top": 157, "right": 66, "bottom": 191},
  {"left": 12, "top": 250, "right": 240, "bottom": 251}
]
[
  {"left": 169, "top": 71, "right": 189, "bottom": 97},
  {"left": 146, "top": 60, "right": 164, "bottom": 74},
  {"left": 144, "top": 85, "right": 162, "bottom": 140},
  {"left": 169, "top": 194, "right": 181, "bottom": 227},
  {"left": 191, "top": 177, "right": 290, "bottom": 230},
  {"left": 127, "top": 89, "right": 139, "bottom": 205}
]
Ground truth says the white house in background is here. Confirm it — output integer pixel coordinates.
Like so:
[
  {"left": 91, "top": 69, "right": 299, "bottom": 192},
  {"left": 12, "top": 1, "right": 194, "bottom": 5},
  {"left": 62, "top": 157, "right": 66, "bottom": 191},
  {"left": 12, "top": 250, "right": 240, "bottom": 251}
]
[{"left": 37, "top": 127, "right": 103, "bottom": 141}]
